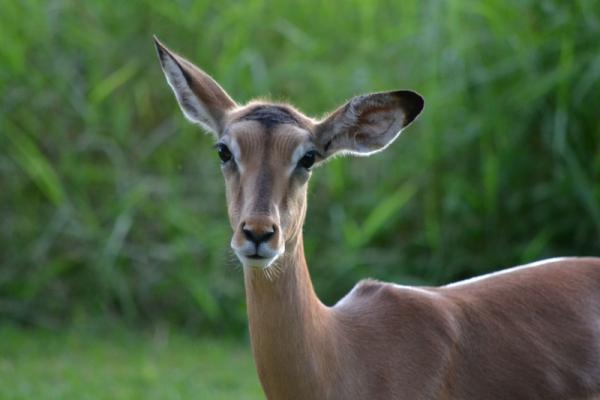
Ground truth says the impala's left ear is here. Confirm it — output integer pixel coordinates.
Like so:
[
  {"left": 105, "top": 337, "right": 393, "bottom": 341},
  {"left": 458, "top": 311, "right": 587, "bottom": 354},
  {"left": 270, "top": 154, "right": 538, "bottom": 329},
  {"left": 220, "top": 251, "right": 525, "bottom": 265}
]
[
  {"left": 314, "top": 90, "right": 424, "bottom": 158},
  {"left": 154, "top": 36, "right": 237, "bottom": 136}
]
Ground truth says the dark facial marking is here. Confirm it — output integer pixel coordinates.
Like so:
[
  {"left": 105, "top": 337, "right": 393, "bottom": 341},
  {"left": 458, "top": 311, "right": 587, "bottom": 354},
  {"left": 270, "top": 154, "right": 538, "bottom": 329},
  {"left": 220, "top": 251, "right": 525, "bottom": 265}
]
[{"left": 241, "top": 106, "right": 299, "bottom": 129}]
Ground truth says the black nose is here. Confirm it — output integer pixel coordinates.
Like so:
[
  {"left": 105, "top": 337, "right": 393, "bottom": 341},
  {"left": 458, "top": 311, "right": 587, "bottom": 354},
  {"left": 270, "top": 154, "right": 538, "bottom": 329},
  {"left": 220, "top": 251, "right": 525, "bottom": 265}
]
[{"left": 242, "top": 223, "right": 275, "bottom": 246}]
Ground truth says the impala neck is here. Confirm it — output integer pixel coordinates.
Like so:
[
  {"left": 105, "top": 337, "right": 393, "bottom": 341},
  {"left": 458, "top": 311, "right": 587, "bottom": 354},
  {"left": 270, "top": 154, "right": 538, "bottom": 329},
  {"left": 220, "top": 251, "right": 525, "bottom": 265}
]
[{"left": 243, "top": 235, "right": 336, "bottom": 398}]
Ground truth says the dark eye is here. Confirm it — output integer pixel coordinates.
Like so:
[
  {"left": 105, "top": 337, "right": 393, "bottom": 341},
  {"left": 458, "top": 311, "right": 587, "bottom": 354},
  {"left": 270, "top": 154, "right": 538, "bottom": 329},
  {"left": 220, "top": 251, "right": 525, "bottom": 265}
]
[
  {"left": 216, "top": 143, "right": 232, "bottom": 163},
  {"left": 297, "top": 151, "right": 316, "bottom": 170}
]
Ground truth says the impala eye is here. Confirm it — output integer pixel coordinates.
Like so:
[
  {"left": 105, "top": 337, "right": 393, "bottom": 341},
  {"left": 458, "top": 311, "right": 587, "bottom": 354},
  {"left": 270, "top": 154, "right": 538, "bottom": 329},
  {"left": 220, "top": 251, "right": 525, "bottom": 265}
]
[
  {"left": 298, "top": 150, "right": 316, "bottom": 170},
  {"left": 216, "top": 143, "right": 232, "bottom": 163}
]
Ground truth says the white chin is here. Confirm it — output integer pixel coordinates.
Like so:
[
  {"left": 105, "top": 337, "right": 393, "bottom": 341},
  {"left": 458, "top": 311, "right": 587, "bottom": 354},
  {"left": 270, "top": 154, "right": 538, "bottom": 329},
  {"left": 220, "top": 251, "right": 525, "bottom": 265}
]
[{"left": 238, "top": 255, "right": 277, "bottom": 269}]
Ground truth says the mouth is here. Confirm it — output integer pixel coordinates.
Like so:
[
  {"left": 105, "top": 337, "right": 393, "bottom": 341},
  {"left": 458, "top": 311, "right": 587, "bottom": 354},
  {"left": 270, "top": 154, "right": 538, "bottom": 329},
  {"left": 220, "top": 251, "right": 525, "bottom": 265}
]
[{"left": 239, "top": 254, "right": 276, "bottom": 269}]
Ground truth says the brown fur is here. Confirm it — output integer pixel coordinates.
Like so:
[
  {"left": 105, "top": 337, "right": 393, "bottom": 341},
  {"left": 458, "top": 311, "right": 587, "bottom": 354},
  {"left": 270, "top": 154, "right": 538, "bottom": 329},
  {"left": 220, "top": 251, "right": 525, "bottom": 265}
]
[{"left": 155, "top": 38, "right": 600, "bottom": 399}]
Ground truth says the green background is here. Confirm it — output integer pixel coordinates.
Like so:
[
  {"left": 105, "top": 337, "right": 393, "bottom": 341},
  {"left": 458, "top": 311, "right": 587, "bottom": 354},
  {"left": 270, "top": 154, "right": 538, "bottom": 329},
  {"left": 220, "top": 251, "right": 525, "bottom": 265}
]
[
  {"left": 1, "top": 0, "right": 599, "bottom": 396},
  {"left": 0, "top": 0, "right": 600, "bottom": 400}
]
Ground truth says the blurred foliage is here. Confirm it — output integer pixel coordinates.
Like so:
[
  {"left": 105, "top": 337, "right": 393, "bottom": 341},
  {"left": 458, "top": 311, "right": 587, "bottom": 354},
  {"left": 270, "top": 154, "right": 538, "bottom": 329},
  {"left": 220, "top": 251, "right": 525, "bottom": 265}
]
[{"left": 1, "top": 0, "right": 599, "bottom": 335}]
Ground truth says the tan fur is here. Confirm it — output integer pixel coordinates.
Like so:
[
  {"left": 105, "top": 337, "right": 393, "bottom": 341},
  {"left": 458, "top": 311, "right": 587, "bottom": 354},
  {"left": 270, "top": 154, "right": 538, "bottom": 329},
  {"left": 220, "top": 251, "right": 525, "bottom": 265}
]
[{"left": 155, "top": 38, "right": 600, "bottom": 399}]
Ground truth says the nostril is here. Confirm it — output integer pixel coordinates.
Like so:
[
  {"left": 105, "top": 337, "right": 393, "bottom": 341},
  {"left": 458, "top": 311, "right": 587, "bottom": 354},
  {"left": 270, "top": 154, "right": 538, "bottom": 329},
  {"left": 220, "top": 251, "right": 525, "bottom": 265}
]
[
  {"left": 261, "top": 230, "right": 275, "bottom": 242},
  {"left": 241, "top": 222, "right": 276, "bottom": 245},
  {"left": 242, "top": 226, "right": 257, "bottom": 243}
]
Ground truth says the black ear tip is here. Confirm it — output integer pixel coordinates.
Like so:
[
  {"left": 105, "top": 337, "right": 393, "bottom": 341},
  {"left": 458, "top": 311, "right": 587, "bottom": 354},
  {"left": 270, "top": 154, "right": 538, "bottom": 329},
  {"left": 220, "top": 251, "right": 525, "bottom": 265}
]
[{"left": 394, "top": 90, "right": 424, "bottom": 125}]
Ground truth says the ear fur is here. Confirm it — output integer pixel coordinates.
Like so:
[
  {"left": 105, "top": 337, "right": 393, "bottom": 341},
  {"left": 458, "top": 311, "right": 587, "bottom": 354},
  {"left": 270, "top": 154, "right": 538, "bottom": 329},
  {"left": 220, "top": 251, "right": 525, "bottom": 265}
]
[
  {"left": 315, "top": 90, "right": 424, "bottom": 158},
  {"left": 154, "top": 36, "right": 237, "bottom": 135}
]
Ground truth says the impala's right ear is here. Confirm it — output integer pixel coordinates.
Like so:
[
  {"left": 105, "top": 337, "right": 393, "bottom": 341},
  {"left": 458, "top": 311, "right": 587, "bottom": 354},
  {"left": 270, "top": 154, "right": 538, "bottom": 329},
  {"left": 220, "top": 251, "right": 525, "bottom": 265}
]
[
  {"left": 314, "top": 90, "right": 424, "bottom": 159},
  {"left": 154, "top": 36, "right": 237, "bottom": 136}
]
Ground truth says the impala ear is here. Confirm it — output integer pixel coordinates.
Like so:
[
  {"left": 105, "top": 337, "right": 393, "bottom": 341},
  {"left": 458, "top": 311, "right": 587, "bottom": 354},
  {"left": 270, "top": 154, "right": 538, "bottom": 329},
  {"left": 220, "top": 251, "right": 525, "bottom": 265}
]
[
  {"left": 154, "top": 36, "right": 237, "bottom": 136},
  {"left": 315, "top": 90, "right": 424, "bottom": 158}
]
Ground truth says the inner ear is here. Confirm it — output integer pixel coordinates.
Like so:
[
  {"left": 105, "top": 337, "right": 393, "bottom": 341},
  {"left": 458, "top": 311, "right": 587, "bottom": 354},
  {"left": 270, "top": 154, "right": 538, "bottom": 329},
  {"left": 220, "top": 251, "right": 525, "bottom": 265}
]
[{"left": 315, "top": 90, "right": 424, "bottom": 158}]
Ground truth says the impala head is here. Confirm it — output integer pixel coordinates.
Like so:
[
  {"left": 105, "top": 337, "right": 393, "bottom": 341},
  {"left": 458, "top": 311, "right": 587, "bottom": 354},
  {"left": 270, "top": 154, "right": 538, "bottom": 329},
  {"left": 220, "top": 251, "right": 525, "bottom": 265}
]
[{"left": 155, "top": 37, "right": 424, "bottom": 270}]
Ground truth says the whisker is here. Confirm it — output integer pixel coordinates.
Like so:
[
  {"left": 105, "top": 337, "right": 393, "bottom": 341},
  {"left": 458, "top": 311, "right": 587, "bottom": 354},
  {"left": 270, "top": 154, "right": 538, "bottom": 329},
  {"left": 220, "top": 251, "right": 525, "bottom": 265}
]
[
  {"left": 261, "top": 257, "right": 285, "bottom": 282},
  {"left": 263, "top": 266, "right": 273, "bottom": 281}
]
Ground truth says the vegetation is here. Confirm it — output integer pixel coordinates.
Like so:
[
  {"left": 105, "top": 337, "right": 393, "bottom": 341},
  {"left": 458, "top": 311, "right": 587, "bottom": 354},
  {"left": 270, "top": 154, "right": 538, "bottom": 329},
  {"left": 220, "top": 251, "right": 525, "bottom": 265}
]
[
  {"left": 1, "top": 0, "right": 599, "bottom": 335},
  {"left": 0, "top": 325, "right": 262, "bottom": 399}
]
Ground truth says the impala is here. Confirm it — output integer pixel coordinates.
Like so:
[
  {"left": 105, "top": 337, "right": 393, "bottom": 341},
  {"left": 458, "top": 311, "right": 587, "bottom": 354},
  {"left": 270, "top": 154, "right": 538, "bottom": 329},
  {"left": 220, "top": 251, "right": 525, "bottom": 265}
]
[{"left": 155, "top": 37, "right": 600, "bottom": 400}]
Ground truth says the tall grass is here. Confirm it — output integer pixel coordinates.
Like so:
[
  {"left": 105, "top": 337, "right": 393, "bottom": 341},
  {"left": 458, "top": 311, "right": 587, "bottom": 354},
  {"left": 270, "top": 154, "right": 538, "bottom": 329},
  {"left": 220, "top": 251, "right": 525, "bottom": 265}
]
[{"left": 1, "top": 0, "right": 599, "bottom": 334}]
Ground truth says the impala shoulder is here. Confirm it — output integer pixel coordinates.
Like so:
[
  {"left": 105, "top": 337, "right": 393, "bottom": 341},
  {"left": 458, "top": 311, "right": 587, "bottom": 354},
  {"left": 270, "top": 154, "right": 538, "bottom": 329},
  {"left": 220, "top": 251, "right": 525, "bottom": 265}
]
[{"left": 334, "top": 279, "right": 460, "bottom": 347}]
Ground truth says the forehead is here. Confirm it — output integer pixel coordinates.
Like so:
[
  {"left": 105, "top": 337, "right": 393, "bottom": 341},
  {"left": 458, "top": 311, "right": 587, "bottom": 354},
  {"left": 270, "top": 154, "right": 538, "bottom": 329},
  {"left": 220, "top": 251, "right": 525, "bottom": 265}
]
[{"left": 224, "top": 105, "right": 313, "bottom": 157}]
